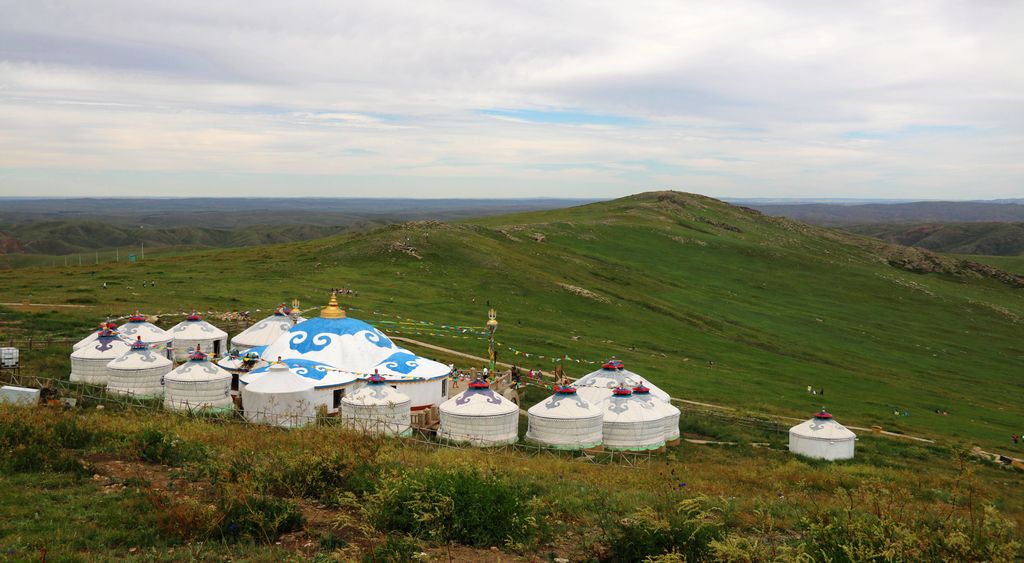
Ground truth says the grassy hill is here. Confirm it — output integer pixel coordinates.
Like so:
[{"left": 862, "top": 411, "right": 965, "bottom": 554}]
[
  {"left": 1, "top": 191, "right": 1022, "bottom": 449},
  {"left": 845, "top": 222, "right": 1024, "bottom": 256}
]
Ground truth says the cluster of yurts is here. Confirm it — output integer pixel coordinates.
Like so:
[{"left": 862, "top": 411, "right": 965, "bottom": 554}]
[{"left": 68, "top": 293, "right": 856, "bottom": 458}]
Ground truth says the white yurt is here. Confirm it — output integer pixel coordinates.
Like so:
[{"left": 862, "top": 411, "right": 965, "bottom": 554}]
[
  {"left": 631, "top": 385, "right": 681, "bottom": 445},
  {"left": 241, "top": 357, "right": 358, "bottom": 414},
  {"left": 340, "top": 373, "right": 412, "bottom": 436},
  {"left": 164, "top": 346, "right": 233, "bottom": 412},
  {"left": 118, "top": 313, "right": 173, "bottom": 359},
  {"left": 231, "top": 305, "right": 305, "bottom": 350},
  {"left": 169, "top": 312, "right": 228, "bottom": 362},
  {"left": 241, "top": 362, "right": 318, "bottom": 428},
  {"left": 789, "top": 409, "right": 856, "bottom": 461},
  {"left": 69, "top": 329, "right": 132, "bottom": 385},
  {"left": 575, "top": 359, "right": 672, "bottom": 405},
  {"left": 602, "top": 387, "right": 666, "bottom": 451},
  {"left": 260, "top": 294, "right": 451, "bottom": 410},
  {"left": 106, "top": 337, "right": 172, "bottom": 398},
  {"left": 73, "top": 322, "right": 129, "bottom": 351},
  {"left": 438, "top": 379, "right": 519, "bottom": 447},
  {"left": 526, "top": 385, "right": 604, "bottom": 450}
]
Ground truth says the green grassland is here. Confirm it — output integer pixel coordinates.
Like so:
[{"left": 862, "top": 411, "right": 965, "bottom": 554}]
[{"left": 1, "top": 191, "right": 1022, "bottom": 451}]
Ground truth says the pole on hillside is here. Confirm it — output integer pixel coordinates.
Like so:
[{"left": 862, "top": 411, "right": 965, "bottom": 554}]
[
  {"left": 486, "top": 308, "right": 498, "bottom": 373},
  {"left": 95, "top": 251, "right": 98, "bottom": 264},
  {"left": 116, "top": 248, "right": 119, "bottom": 262},
  {"left": 141, "top": 241, "right": 144, "bottom": 260}
]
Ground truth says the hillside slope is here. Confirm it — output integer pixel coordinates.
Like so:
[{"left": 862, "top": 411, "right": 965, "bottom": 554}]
[
  {"left": 1, "top": 191, "right": 1021, "bottom": 447},
  {"left": 845, "top": 222, "right": 1024, "bottom": 256},
  {"left": 751, "top": 200, "right": 1024, "bottom": 224}
]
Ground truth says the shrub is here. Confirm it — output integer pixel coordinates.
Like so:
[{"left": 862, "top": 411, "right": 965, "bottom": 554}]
[
  {"left": 128, "top": 428, "right": 206, "bottom": 465},
  {"left": 604, "top": 496, "right": 726, "bottom": 562},
  {"left": 217, "top": 493, "right": 305, "bottom": 543},
  {"left": 367, "top": 466, "right": 542, "bottom": 548},
  {"left": 363, "top": 535, "right": 421, "bottom": 563},
  {"left": 52, "top": 417, "right": 94, "bottom": 449}
]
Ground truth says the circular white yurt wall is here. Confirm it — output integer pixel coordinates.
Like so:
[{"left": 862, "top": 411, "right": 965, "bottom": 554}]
[
  {"left": 70, "top": 330, "right": 131, "bottom": 385},
  {"left": 526, "top": 386, "right": 603, "bottom": 450},
  {"left": 169, "top": 312, "right": 228, "bottom": 362},
  {"left": 341, "top": 375, "right": 412, "bottom": 436},
  {"left": 789, "top": 410, "right": 856, "bottom": 461},
  {"left": 438, "top": 380, "right": 519, "bottom": 447},
  {"left": 231, "top": 306, "right": 305, "bottom": 350},
  {"left": 164, "top": 347, "right": 233, "bottom": 412},
  {"left": 575, "top": 360, "right": 671, "bottom": 404},
  {"left": 602, "top": 387, "right": 666, "bottom": 451},
  {"left": 241, "top": 362, "right": 318, "bottom": 428},
  {"left": 106, "top": 338, "right": 172, "bottom": 398},
  {"left": 632, "top": 386, "right": 681, "bottom": 444},
  {"left": 118, "top": 313, "right": 173, "bottom": 359}
]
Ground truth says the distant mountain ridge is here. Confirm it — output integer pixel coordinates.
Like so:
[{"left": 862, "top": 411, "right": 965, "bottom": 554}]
[
  {"left": 844, "top": 222, "right": 1024, "bottom": 256},
  {"left": 749, "top": 201, "right": 1024, "bottom": 224}
]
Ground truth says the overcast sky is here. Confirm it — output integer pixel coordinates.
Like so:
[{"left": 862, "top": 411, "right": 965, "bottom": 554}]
[{"left": 1, "top": 1, "right": 1021, "bottom": 199}]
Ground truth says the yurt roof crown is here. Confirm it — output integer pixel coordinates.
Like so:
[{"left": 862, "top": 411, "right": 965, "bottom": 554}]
[
  {"left": 555, "top": 385, "right": 577, "bottom": 394},
  {"left": 468, "top": 379, "right": 490, "bottom": 389},
  {"left": 189, "top": 345, "right": 209, "bottom": 361},
  {"left": 273, "top": 303, "right": 291, "bottom": 316},
  {"left": 813, "top": 409, "right": 833, "bottom": 420},
  {"left": 367, "top": 372, "right": 386, "bottom": 385},
  {"left": 128, "top": 312, "right": 147, "bottom": 322},
  {"left": 632, "top": 385, "right": 651, "bottom": 394},
  {"left": 602, "top": 359, "right": 624, "bottom": 370},
  {"left": 186, "top": 311, "right": 203, "bottom": 321},
  {"left": 130, "top": 337, "right": 148, "bottom": 351},
  {"left": 98, "top": 327, "right": 119, "bottom": 338},
  {"left": 612, "top": 386, "right": 632, "bottom": 396},
  {"left": 320, "top": 293, "right": 346, "bottom": 319}
]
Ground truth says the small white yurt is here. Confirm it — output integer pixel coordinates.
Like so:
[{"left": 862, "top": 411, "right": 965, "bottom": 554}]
[
  {"left": 438, "top": 379, "right": 519, "bottom": 447},
  {"left": 602, "top": 387, "right": 666, "bottom": 451},
  {"left": 526, "top": 385, "right": 604, "bottom": 450},
  {"left": 231, "top": 305, "right": 305, "bottom": 350},
  {"left": 341, "top": 373, "right": 412, "bottom": 436},
  {"left": 217, "top": 347, "right": 268, "bottom": 391},
  {"left": 73, "top": 321, "right": 128, "bottom": 351},
  {"left": 631, "top": 385, "right": 681, "bottom": 445},
  {"left": 70, "top": 329, "right": 132, "bottom": 385},
  {"left": 169, "top": 311, "right": 228, "bottom": 361},
  {"left": 575, "top": 359, "right": 672, "bottom": 405},
  {"left": 164, "top": 346, "right": 233, "bottom": 412},
  {"left": 106, "top": 337, "right": 172, "bottom": 398},
  {"left": 118, "top": 313, "right": 173, "bottom": 359},
  {"left": 241, "top": 362, "right": 318, "bottom": 428},
  {"left": 789, "top": 409, "right": 856, "bottom": 461}
]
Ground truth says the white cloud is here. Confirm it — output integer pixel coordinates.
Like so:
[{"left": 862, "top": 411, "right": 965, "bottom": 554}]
[{"left": 0, "top": 0, "right": 1021, "bottom": 198}]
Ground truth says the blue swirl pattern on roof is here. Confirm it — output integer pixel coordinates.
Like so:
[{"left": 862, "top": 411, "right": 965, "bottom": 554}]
[
  {"left": 376, "top": 351, "right": 419, "bottom": 375},
  {"left": 249, "top": 359, "right": 332, "bottom": 381},
  {"left": 286, "top": 317, "right": 393, "bottom": 354}
]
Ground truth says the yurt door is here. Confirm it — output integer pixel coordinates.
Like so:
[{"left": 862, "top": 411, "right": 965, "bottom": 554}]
[{"left": 213, "top": 339, "right": 221, "bottom": 356}]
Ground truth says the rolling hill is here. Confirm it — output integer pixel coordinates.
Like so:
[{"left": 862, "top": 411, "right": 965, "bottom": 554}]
[
  {"left": 844, "top": 222, "right": 1024, "bottom": 256},
  {"left": 750, "top": 200, "right": 1024, "bottom": 224},
  {"left": 1, "top": 191, "right": 1022, "bottom": 449}
]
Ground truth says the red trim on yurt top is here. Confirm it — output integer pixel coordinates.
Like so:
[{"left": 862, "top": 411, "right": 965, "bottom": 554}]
[
  {"left": 130, "top": 336, "right": 148, "bottom": 351},
  {"left": 632, "top": 385, "right": 651, "bottom": 394},
  {"left": 128, "top": 312, "right": 146, "bottom": 322},
  {"left": 367, "top": 373, "right": 386, "bottom": 385},
  {"left": 813, "top": 410, "right": 833, "bottom": 420},
  {"left": 468, "top": 379, "right": 490, "bottom": 389},
  {"left": 555, "top": 385, "right": 577, "bottom": 394},
  {"left": 186, "top": 311, "right": 202, "bottom": 321},
  {"left": 602, "top": 359, "right": 624, "bottom": 370},
  {"left": 612, "top": 387, "right": 632, "bottom": 396}
]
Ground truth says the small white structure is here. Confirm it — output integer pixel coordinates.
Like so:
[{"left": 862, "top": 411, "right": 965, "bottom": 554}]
[
  {"left": 118, "top": 313, "right": 173, "bottom": 359},
  {"left": 73, "top": 322, "right": 129, "bottom": 351},
  {"left": 341, "top": 374, "right": 412, "bottom": 436},
  {"left": 231, "top": 305, "right": 304, "bottom": 350},
  {"left": 217, "top": 347, "right": 267, "bottom": 392},
  {"left": 526, "top": 385, "right": 604, "bottom": 450},
  {"left": 438, "top": 379, "right": 519, "bottom": 447},
  {"left": 0, "top": 385, "right": 40, "bottom": 405},
  {"left": 789, "top": 409, "right": 857, "bottom": 461},
  {"left": 241, "top": 362, "right": 318, "bottom": 428},
  {"left": 575, "top": 359, "right": 672, "bottom": 405},
  {"left": 169, "top": 312, "right": 228, "bottom": 361},
  {"left": 602, "top": 387, "right": 666, "bottom": 451},
  {"left": 1, "top": 347, "right": 20, "bottom": 368},
  {"left": 70, "top": 329, "right": 131, "bottom": 385},
  {"left": 241, "top": 358, "right": 358, "bottom": 414},
  {"left": 106, "top": 338, "right": 172, "bottom": 398},
  {"left": 631, "top": 385, "right": 681, "bottom": 445},
  {"left": 164, "top": 346, "right": 233, "bottom": 412}
]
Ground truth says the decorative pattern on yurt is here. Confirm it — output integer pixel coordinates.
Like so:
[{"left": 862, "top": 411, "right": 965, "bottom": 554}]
[
  {"left": 241, "top": 362, "right": 318, "bottom": 428},
  {"left": 526, "top": 385, "right": 603, "bottom": 450},
  {"left": 117, "top": 313, "right": 173, "bottom": 359},
  {"left": 601, "top": 386, "right": 667, "bottom": 451},
  {"left": 789, "top": 409, "right": 857, "bottom": 460},
  {"left": 164, "top": 346, "right": 233, "bottom": 412},
  {"left": 340, "top": 373, "right": 412, "bottom": 436},
  {"left": 438, "top": 379, "right": 519, "bottom": 447},
  {"left": 70, "top": 328, "right": 132, "bottom": 385},
  {"left": 231, "top": 304, "right": 304, "bottom": 350},
  {"left": 169, "top": 312, "right": 228, "bottom": 361}
]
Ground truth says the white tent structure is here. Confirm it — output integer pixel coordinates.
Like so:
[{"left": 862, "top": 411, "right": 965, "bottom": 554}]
[
  {"left": 73, "top": 322, "right": 130, "bottom": 351},
  {"left": 574, "top": 359, "right": 672, "bottom": 405},
  {"left": 231, "top": 305, "right": 305, "bottom": 350},
  {"left": 602, "top": 387, "right": 666, "bottom": 451},
  {"left": 164, "top": 346, "right": 233, "bottom": 412},
  {"left": 259, "top": 293, "right": 451, "bottom": 410},
  {"left": 70, "top": 329, "right": 131, "bottom": 385},
  {"left": 169, "top": 312, "right": 228, "bottom": 361},
  {"left": 341, "top": 374, "right": 412, "bottom": 436},
  {"left": 789, "top": 409, "right": 856, "bottom": 461},
  {"left": 241, "top": 362, "right": 318, "bottom": 428},
  {"left": 217, "top": 347, "right": 267, "bottom": 392},
  {"left": 438, "top": 379, "right": 519, "bottom": 447},
  {"left": 240, "top": 358, "right": 358, "bottom": 415},
  {"left": 118, "top": 313, "right": 173, "bottom": 359},
  {"left": 526, "top": 385, "right": 603, "bottom": 450},
  {"left": 106, "top": 337, "right": 172, "bottom": 398},
  {"left": 631, "top": 385, "right": 681, "bottom": 445}
]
